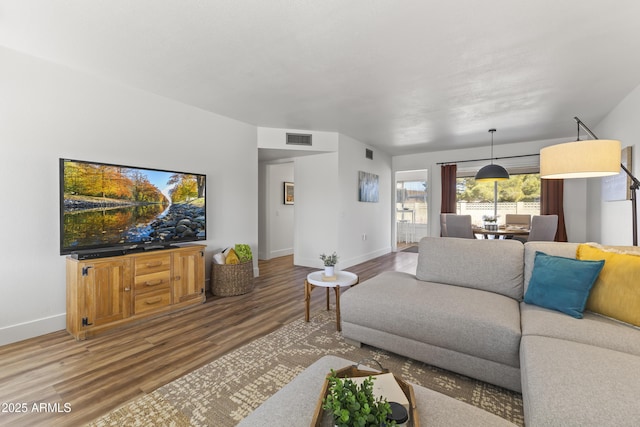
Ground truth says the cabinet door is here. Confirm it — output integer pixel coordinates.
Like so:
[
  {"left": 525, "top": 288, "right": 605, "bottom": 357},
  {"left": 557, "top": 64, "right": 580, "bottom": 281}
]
[
  {"left": 173, "top": 249, "right": 205, "bottom": 303},
  {"left": 84, "top": 259, "right": 131, "bottom": 327}
]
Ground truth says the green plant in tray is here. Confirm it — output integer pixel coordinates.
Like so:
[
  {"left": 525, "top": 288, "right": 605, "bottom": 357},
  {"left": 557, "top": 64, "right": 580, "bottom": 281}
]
[{"left": 322, "top": 370, "right": 395, "bottom": 427}]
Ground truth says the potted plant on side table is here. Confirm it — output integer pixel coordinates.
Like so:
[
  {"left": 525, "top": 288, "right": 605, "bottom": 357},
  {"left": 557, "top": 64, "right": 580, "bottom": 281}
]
[
  {"left": 322, "top": 370, "right": 395, "bottom": 427},
  {"left": 320, "top": 252, "right": 339, "bottom": 277}
]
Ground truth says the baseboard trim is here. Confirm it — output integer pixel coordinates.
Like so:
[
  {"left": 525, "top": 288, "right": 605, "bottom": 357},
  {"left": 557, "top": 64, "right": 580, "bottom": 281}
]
[
  {"left": 0, "top": 313, "right": 66, "bottom": 346},
  {"left": 295, "top": 247, "right": 392, "bottom": 269},
  {"left": 341, "top": 247, "right": 392, "bottom": 269},
  {"left": 270, "top": 248, "right": 293, "bottom": 258}
]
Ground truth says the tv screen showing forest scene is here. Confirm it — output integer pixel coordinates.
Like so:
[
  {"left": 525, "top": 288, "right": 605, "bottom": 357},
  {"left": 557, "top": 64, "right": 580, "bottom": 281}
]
[{"left": 60, "top": 159, "right": 206, "bottom": 255}]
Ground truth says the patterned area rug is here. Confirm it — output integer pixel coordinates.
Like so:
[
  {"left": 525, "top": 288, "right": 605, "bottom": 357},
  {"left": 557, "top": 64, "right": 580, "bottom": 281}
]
[{"left": 89, "top": 309, "right": 524, "bottom": 426}]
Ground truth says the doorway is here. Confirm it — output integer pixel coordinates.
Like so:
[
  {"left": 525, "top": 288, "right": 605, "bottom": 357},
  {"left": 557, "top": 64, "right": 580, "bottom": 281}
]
[
  {"left": 258, "top": 159, "right": 295, "bottom": 260},
  {"left": 395, "top": 169, "right": 428, "bottom": 249}
]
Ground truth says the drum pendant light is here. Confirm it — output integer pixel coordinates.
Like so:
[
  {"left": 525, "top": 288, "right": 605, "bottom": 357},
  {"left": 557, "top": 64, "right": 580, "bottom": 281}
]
[{"left": 475, "top": 128, "right": 510, "bottom": 181}]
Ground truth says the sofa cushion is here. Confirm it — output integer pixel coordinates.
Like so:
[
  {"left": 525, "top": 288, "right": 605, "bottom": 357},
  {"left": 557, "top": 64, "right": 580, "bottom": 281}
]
[
  {"left": 523, "top": 251, "right": 604, "bottom": 318},
  {"left": 577, "top": 243, "right": 640, "bottom": 327},
  {"left": 416, "top": 237, "right": 524, "bottom": 300},
  {"left": 341, "top": 271, "right": 522, "bottom": 368},
  {"left": 520, "top": 335, "right": 640, "bottom": 427},
  {"left": 520, "top": 303, "right": 640, "bottom": 357},
  {"left": 523, "top": 241, "right": 579, "bottom": 293}
]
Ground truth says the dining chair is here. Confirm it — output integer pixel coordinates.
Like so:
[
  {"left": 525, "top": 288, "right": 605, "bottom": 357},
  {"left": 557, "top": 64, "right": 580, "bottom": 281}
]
[
  {"left": 441, "top": 214, "right": 476, "bottom": 239},
  {"left": 505, "top": 214, "right": 531, "bottom": 229},
  {"left": 526, "top": 215, "right": 558, "bottom": 241}
]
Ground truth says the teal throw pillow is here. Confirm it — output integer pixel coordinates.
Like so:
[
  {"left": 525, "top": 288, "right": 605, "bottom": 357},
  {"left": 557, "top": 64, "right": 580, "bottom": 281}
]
[{"left": 524, "top": 251, "right": 605, "bottom": 318}]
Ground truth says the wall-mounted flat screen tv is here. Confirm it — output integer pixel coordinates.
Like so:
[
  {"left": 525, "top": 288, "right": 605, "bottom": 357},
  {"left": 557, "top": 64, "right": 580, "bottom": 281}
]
[{"left": 60, "top": 158, "right": 206, "bottom": 256}]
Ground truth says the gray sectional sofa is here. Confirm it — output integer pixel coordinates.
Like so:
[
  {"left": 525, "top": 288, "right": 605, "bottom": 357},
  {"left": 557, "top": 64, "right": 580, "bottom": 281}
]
[{"left": 341, "top": 237, "right": 640, "bottom": 426}]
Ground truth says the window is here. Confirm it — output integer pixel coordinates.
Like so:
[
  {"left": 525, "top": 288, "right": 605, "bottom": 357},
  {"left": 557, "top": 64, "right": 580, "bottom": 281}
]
[
  {"left": 396, "top": 170, "right": 428, "bottom": 243},
  {"left": 455, "top": 173, "right": 541, "bottom": 226}
]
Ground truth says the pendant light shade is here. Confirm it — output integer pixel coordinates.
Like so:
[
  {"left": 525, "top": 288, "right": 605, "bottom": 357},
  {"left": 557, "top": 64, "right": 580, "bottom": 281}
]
[
  {"left": 475, "top": 129, "right": 510, "bottom": 182},
  {"left": 475, "top": 163, "right": 510, "bottom": 181}
]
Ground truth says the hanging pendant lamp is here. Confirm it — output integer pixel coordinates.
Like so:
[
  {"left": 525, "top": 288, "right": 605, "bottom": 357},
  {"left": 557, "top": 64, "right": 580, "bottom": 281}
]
[{"left": 475, "top": 128, "right": 510, "bottom": 181}]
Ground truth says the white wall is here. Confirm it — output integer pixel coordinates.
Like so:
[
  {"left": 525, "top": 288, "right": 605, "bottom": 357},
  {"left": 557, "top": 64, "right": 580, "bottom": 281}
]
[
  {"left": 338, "top": 134, "right": 392, "bottom": 267},
  {"left": 0, "top": 47, "right": 258, "bottom": 345},
  {"left": 393, "top": 137, "right": 591, "bottom": 242},
  {"left": 294, "top": 153, "right": 340, "bottom": 267},
  {"left": 258, "top": 162, "right": 294, "bottom": 259},
  {"left": 258, "top": 161, "right": 268, "bottom": 259},
  {"left": 592, "top": 83, "right": 640, "bottom": 246}
]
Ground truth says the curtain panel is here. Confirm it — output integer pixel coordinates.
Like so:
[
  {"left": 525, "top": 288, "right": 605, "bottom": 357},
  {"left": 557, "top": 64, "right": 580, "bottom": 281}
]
[
  {"left": 541, "top": 178, "right": 568, "bottom": 242},
  {"left": 440, "top": 164, "right": 457, "bottom": 214}
]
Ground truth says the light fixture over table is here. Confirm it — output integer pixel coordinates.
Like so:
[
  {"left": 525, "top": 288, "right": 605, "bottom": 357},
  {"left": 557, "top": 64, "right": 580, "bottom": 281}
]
[
  {"left": 475, "top": 129, "right": 510, "bottom": 182},
  {"left": 540, "top": 117, "right": 640, "bottom": 246}
]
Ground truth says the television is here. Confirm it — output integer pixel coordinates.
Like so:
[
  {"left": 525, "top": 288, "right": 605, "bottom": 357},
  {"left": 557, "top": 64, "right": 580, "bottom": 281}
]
[{"left": 60, "top": 158, "right": 206, "bottom": 258}]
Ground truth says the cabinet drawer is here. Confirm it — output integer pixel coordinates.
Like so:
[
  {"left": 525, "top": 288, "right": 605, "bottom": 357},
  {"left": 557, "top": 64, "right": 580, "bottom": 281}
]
[
  {"left": 135, "top": 254, "right": 171, "bottom": 276},
  {"left": 135, "top": 269, "right": 171, "bottom": 292},
  {"left": 134, "top": 289, "right": 171, "bottom": 314}
]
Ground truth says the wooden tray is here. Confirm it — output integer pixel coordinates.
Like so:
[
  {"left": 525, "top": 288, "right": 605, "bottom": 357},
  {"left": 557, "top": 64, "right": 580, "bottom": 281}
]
[{"left": 311, "top": 360, "right": 420, "bottom": 426}]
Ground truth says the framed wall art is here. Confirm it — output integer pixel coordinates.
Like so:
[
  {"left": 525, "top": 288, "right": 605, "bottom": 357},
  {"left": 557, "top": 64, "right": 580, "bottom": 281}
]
[
  {"left": 358, "top": 171, "right": 379, "bottom": 203},
  {"left": 284, "top": 181, "right": 294, "bottom": 205}
]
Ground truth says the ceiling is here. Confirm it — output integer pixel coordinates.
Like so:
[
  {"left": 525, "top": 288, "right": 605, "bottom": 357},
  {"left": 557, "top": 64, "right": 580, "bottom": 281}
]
[{"left": 2, "top": 1, "right": 640, "bottom": 156}]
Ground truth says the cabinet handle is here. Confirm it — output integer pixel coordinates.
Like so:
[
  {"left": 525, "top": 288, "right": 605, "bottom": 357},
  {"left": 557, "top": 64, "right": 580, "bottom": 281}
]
[
  {"left": 145, "top": 297, "right": 163, "bottom": 305},
  {"left": 146, "top": 261, "right": 163, "bottom": 268},
  {"left": 124, "top": 287, "right": 131, "bottom": 292},
  {"left": 174, "top": 275, "right": 181, "bottom": 281},
  {"left": 145, "top": 279, "right": 164, "bottom": 286}
]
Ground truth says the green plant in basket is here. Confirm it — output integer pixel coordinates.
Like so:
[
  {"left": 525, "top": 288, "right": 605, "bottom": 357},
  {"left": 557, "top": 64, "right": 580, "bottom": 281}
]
[
  {"left": 322, "top": 370, "right": 395, "bottom": 427},
  {"left": 234, "top": 244, "right": 253, "bottom": 263}
]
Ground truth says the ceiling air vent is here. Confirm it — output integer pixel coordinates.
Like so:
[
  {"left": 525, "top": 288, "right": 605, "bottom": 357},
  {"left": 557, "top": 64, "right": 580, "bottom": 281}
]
[
  {"left": 286, "top": 133, "right": 312, "bottom": 146},
  {"left": 365, "top": 148, "right": 373, "bottom": 160}
]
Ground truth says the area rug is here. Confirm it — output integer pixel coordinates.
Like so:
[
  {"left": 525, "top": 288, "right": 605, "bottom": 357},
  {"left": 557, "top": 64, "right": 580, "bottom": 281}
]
[{"left": 89, "top": 309, "right": 524, "bottom": 426}]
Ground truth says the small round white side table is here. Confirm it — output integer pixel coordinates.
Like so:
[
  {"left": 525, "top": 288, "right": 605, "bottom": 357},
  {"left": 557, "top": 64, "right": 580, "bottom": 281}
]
[{"left": 304, "top": 270, "right": 359, "bottom": 331}]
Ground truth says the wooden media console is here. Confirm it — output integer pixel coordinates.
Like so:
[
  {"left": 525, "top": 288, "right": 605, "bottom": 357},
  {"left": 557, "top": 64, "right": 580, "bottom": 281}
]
[{"left": 66, "top": 244, "right": 206, "bottom": 340}]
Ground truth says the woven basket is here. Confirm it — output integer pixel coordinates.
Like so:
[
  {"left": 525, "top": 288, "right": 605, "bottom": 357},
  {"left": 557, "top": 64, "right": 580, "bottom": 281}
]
[{"left": 211, "top": 261, "right": 254, "bottom": 296}]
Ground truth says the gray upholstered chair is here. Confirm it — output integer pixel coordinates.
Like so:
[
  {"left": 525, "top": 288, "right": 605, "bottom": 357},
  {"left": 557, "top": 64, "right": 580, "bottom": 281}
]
[
  {"left": 525, "top": 214, "right": 558, "bottom": 242},
  {"left": 441, "top": 214, "right": 476, "bottom": 239},
  {"left": 505, "top": 214, "right": 531, "bottom": 229},
  {"left": 504, "top": 214, "right": 532, "bottom": 240}
]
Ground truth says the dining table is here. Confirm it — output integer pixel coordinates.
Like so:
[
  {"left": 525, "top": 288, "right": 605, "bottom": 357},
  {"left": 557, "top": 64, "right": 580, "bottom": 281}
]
[{"left": 472, "top": 226, "right": 530, "bottom": 239}]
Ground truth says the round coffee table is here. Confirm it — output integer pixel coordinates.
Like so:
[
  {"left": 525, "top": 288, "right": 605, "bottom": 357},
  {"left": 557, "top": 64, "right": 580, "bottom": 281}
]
[{"left": 305, "top": 271, "right": 359, "bottom": 331}]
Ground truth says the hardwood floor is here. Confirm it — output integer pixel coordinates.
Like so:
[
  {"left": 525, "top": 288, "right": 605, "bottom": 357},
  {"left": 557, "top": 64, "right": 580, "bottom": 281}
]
[{"left": 0, "top": 250, "right": 418, "bottom": 427}]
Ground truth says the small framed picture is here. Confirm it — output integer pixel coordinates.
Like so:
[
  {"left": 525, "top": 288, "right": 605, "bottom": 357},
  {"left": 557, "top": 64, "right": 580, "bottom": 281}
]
[{"left": 284, "top": 182, "right": 294, "bottom": 205}]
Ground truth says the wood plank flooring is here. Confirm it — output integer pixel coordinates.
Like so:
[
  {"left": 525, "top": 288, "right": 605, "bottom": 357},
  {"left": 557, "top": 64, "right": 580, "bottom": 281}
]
[{"left": 0, "top": 250, "right": 418, "bottom": 427}]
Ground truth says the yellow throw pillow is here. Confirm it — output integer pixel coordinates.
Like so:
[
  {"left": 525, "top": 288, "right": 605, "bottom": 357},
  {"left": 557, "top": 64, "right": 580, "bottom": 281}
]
[
  {"left": 225, "top": 248, "right": 240, "bottom": 265},
  {"left": 577, "top": 243, "right": 640, "bottom": 326}
]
